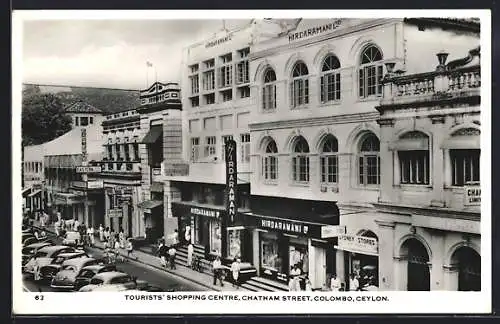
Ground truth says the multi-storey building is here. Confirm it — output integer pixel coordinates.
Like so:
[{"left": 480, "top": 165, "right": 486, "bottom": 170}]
[
  {"left": 23, "top": 144, "right": 46, "bottom": 214},
  {"left": 246, "top": 18, "right": 480, "bottom": 290},
  {"left": 135, "top": 81, "right": 184, "bottom": 243},
  {"left": 94, "top": 109, "right": 143, "bottom": 237},
  {"left": 374, "top": 45, "right": 481, "bottom": 291}
]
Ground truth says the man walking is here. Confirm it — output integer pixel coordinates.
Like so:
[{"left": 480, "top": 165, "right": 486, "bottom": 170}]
[
  {"left": 231, "top": 258, "right": 241, "bottom": 289},
  {"left": 212, "top": 256, "right": 224, "bottom": 287},
  {"left": 168, "top": 245, "right": 177, "bottom": 270},
  {"left": 157, "top": 241, "right": 168, "bottom": 269}
]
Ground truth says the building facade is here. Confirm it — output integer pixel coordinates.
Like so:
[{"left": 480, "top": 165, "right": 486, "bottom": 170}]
[
  {"left": 247, "top": 18, "right": 480, "bottom": 290},
  {"left": 64, "top": 100, "right": 105, "bottom": 129},
  {"left": 23, "top": 144, "right": 46, "bottom": 214},
  {"left": 96, "top": 109, "right": 143, "bottom": 237}
]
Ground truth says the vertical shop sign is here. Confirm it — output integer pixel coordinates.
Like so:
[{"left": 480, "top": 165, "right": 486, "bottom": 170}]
[
  {"left": 81, "top": 128, "right": 88, "bottom": 164},
  {"left": 225, "top": 139, "right": 238, "bottom": 224}
]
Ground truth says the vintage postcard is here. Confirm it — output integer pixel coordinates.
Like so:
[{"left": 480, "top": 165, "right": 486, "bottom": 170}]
[{"left": 12, "top": 9, "right": 491, "bottom": 314}]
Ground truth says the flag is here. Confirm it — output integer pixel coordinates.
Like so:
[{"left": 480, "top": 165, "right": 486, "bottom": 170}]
[{"left": 146, "top": 61, "right": 153, "bottom": 67}]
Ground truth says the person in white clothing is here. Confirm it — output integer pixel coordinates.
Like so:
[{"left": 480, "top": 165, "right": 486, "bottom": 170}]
[
  {"left": 187, "top": 243, "right": 194, "bottom": 268},
  {"left": 349, "top": 273, "right": 360, "bottom": 291},
  {"left": 88, "top": 227, "right": 95, "bottom": 246},
  {"left": 99, "top": 224, "right": 104, "bottom": 241},
  {"left": 184, "top": 226, "right": 191, "bottom": 244},
  {"left": 230, "top": 258, "right": 241, "bottom": 288},
  {"left": 73, "top": 219, "right": 80, "bottom": 232},
  {"left": 114, "top": 240, "right": 124, "bottom": 262},
  {"left": 330, "top": 274, "right": 341, "bottom": 291}
]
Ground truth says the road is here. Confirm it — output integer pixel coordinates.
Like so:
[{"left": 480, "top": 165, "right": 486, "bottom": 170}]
[{"left": 22, "top": 243, "right": 205, "bottom": 293}]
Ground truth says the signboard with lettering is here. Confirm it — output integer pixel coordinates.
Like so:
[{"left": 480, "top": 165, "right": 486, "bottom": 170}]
[
  {"left": 464, "top": 186, "right": 481, "bottom": 206},
  {"left": 225, "top": 139, "right": 238, "bottom": 224},
  {"left": 190, "top": 207, "right": 221, "bottom": 218},
  {"left": 81, "top": 128, "right": 87, "bottom": 163},
  {"left": 76, "top": 166, "right": 102, "bottom": 173},
  {"left": 205, "top": 33, "right": 233, "bottom": 48},
  {"left": 260, "top": 218, "right": 309, "bottom": 235},
  {"left": 87, "top": 180, "right": 104, "bottom": 189},
  {"left": 108, "top": 209, "right": 123, "bottom": 218},
  {"left": 321, "top": 225, "right": 346, "bottom": 238},
  {"left": 288, "top": 19, "right": 343, "bottom": 42},
  {"left": 337, "top": 234, "right": 379, "bottom": 256}
]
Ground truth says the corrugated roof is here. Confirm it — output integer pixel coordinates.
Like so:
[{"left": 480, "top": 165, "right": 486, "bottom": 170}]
[
  {"left": 65, "top": 100, "right": 103, "bottom": 114},
  {"left": 43, "top": 125, "right": 104, "bottom": 159}
]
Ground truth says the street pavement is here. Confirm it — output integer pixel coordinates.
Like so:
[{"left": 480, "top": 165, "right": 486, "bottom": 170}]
[{"left": 22, "top": 241, "right": 205, "bottom": 292}]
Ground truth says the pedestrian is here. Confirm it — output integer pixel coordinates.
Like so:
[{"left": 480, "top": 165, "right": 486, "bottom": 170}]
[
  {"left": 126, "top": 238, "right": 138, "bottom": 260},
  {"left": 212, "top": 256, "right": 224, "bottom": 287},
  {"left": 231, "top": 258, "right": 241, "bottom": 288},
  {"left": 184, "top": 226, "right": 191, "bottom": 245},
  {"left": 349, "top": 273, "right": 360, "bottom": 291},
  {"left": 104, "top": 227, "right": 110, "bottom": 242},
  {"left": 186, "top": 243, "right": 194, "bottom": 268},
  {"left": 54, "top": 220, "right": 60, "bottom": 237},
  {"left": 157, "top": 241, "right": 168, "bottom": 269},
  {"left": 330, "top": 274, "right": 341, "bottom": 291},
  {"left": 168, "top": 246, "right": 177, "bottom": 270},
  {"left": 304, "top": 275, "right": 312, "bottom": 291},
  {"left": 118, "top": 228, "right": 125, "bottom": 248},
  {"left": 73, "top": 219, "right": 80, "bottom": 232},
  {"left": 288, "top": 276, "right": 296, "bottom": 292},
  {"left": 172, "top": 229, "right": 179, "bottom": 247},
  {"left": 88, "top": 226, "right": 95, "bottom": 246},
  {"left": 114, "top": 240, "right": 123, "bottom": 263},
  {"left": 33, "top": 255, "right": 41, "bottom": 282},
  {"left": 99, "top": 224, "right": 104, "bottom": 242}
]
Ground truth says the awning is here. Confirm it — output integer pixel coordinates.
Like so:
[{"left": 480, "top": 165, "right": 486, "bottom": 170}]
[
  {"left": 28, "top": 189, "right": 42, "bottom": 197},
  {"left": 150, "top": 182, "right": 164, "bottom": 192},
  {"left": 389, "top": 137, "right": 429, "bottom": 151},
  {"left": 137, "top": 200, "right": 163, "bottom": 210},
  {"left": 441, "top": 136, "right": 480, "bottom": 149},
  {"left": 22, "top": 188, "right": 31, "bottom": 197},
  {"left": 52, "top": 192, "right": 85, "bottom": 205},
  {"left": 141, "top": 125, "right": 163, "bottom": 144}
]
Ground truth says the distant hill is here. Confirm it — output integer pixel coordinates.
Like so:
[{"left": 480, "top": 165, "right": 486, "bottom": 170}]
[{"left": 23, "top": 84, "right": 141, "bottom": 114}]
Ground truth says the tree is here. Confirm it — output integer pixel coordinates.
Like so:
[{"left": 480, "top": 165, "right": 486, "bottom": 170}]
[{"left": 22, "top": 93, "right": 73, "bottom": 146}]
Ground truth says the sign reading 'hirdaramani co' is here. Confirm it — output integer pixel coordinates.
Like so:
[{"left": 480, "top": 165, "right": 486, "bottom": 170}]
[
  {"left": 190, "top": 207, "right": 220, "bottom": 218},
  {"left": 225, "top": 139, "right": 238, "bottom": 224},
  {"left": 288, "top": 19, "right": 343, "bottom": 42},
  {"left": 260, "top": 218, "right": 309, "bottom": 235},
  {"left": 337, "top": 234, "right": 378, "bottom": 256}
]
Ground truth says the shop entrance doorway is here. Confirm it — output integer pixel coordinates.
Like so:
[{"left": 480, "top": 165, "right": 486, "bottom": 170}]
[
  {"left": 451, "top": 246, "right": 481, "bottom": 291},
  {"left": 402, "top": 238, "right": 430, "bottom": 291}
]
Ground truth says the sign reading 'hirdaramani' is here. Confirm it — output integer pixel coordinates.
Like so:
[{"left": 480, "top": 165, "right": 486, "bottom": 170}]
[
  {"left": 288, "top": 19, "right": 343, "bottom": 42},
  {"left": 260, "top": 219, "right": 309, "bottom": 235},
  {"left": 225, "top": 139, "right": 238, "bottom": 224},
  {"left": 190, "top": 207, "right": 220, "bottom": 218}
]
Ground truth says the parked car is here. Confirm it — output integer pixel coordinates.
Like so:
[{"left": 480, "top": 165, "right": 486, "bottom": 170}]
[
  {"left": 22, "top": 242, "right": 54, "bottom": 266},
  {"left": 39, "top": 251, "right": 89, "bottom": 280},
  {"left": 62, "top": 231, "right": 81, "bottom": 247},
  {"left": 73, "top": 264, "right": 118, "bottom": 291},
  {"left": 24, "top": 245, "right": 75, "bottom": 275},
  {"left": 78, "top": 272, "right": 147, "bottom": 292},
  {"left": 50, "top": 257, "right": 100, "bottom": 290}
]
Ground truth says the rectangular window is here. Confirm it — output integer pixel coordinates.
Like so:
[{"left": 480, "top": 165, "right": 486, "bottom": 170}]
[
  {"left": 320, "top": 72, "right": 341, "bottom": 102},
  {"left": 399, "top": 150, "right": 430, "bottom": 185},
  {"left": 75, "top": 117, "right": 79, "bottom": 126},
  {"left": 291, "top": 79, "right": 309, "bottom": 108},
  {"left": 89, "top": 117, "right": 94, "bottom": 125},
  {"left": 320, "top": 155, "right": 338, "bottom": 183},
  {"left": 191, "top": 137, "right": 200, "bottom": 162},
  {"left": 221, "top": 135, "right": 234, "bottom": 161},
  {"left": 359, "top": 65, "right": 383, "bottom": 98},
  {"left": 204, "top": 136, "right": 216, "bottom": 157},
  {"left": 190, "top": 96, "right": 199, "bottom": 108},
  {"left": 202, "top": 70, "right": 215, "bottom": 91},
  {"left": 190, "top": 64, "right": 199, "bottom": 74},
  {"left": 219, "top": 65, "right": 233, "bottom": 88},
  {"left": 133, "top": 144, "right": 139, "bottom": 162},
  {"left": 238, "top": 86, "right": 250, "bottom": 98},
  {"left": 451, "top": 149, "right": 480, "bottom": 186},
  {"left": 292, "top": 156, "right": 310, "bottom": 182},
  {"left": 115, "top": 144, "right": 122, "bottom": 160},
  {"left": 262, "top": 156, "right": 278, "bottom": 180},
  {"left": 204, "top": 59, "right": 215, "bottom": 69},
  {"left": 263, "top": 84, "right": 276, "bottom": 111},
  {"left": 240, "top": 133, "right": 250, "bottom": 163},
  {"left": 80, "top": 117, "right": 89, "bottom": 126},
  {"left": 124, "top": 144, "right": 130, "bottom": 161},
  {"left": 203, "top": 93, "right": 215, "bottom": 105},
  {"left": 190, "top": 74, "right": 199, "bottom": 94},
  {"left": 107, "top": 145, "right": 113, "bottom": 160},
  {"left": 359, "top": 155, "right": 380, "bottom": 185},
  {"left": 221, "top": 89, "right": 233, "bottom": 102},
  {"left": 236, "top": 60, "right": 249, "bottom": 84}
]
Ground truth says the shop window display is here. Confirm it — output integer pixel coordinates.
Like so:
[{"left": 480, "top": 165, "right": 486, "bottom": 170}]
[
  {"left": 228, "top": 229, "right": 242, "bottom": 259},
  {"left": 289, "top": 245, "right": 309, "bottom": 275},
  {"left": 261, "top": 237, "right": 282, "bottom": 271},
  {"left": 210, "top": 220, "right": 222, "bottom": 254}
]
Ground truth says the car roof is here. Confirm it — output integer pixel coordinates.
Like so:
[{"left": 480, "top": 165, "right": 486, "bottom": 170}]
[
  {"left": 62, "top": 257, "right": 95, "bottom": 266},
  {"left": 57, "top": 252, "right": 86, "bottom": 258},
  {"left": 26, "top": 242, "right": 52, "bottom": 248},
  {"left": 38, "top": 245, "right": 71, "bottom": 253},
  {"left": 81, "top": 264, "right": 113, "bottom": 271},
  {"left": 92, "top": 271, "right": 129, "bottom": 280}
]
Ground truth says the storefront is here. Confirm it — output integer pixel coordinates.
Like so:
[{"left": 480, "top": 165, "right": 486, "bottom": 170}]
[{"left": 137, "top": 199, "right": 163, "bottom": 242}]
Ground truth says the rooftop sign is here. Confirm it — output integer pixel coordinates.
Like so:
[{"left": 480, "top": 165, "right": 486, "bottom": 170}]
[{"left": 288, "top": 19, "right": 343, "bottom": 42}]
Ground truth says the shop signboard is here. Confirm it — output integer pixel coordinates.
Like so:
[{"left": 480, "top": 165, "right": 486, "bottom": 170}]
[
  {"left": 108, "top": 209, "right": 123, "bottom": 218},
  {"left": 464, "top": 186, "right": 481, "bottom": 206},
  {"left": 81, "top": 128, "right": 87, "bottom": 163},
  {"left": 87, "top": 180, "right": 104, "bottom": 189},
  {"left": 337, "top": 234, "right": 378, "bottom": 256},
  {"left": 321, "top": 225, "right": 346, "bottom": 238},
  {"left": 225, "top": 139, "right": 238, "bottom": 224},
  {"left": 76, "top": 166, "right": 102, "bottom": 173},
  {"left": 190, "top": 207, "right": 221, "bottom": 218}
]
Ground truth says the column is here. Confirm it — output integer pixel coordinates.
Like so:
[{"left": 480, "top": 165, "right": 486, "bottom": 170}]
[
  {"left": 336, "top": 250, "right": 346, "bottom": 287},
  {"left": 123, "top": 202, "right": 129, "bottom": 236},
  {"left": 337, "top": 153, "right": 351, "bottom": 195},
  {"left": 430, "top": 115, "right": 446, "bottom": 207},
  {"left": 376, "top": 220, "right": 396, "bottom": 290},
  {"left": 442, "top": 265, "right": 459, "bottom": 291},
  {"left": 104, "top": 193, "right": 110, "bottom": 229},
  {"left": 377, "top": 118, "right": 395, "bottom": 202},
  {"left": 308, "top": 239, "right": 317, "bottom": 288},
  {"left": 430, "top": 232, "right": 445, "bottom": 290},
  {"left": 252, "top": 229, "right": 260, "bottom": 276},
  {"left": 393, "top": 256, "right": 408, "bottom": 291}
]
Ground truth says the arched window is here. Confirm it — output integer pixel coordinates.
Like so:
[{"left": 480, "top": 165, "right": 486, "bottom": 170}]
[
  {"left": 262, "top": 68, "right": 277, "bottom": 111},
  {"left": 290, "top": 62, "right": 309, "bottom": 108},
  {"left": 320, "top": 55, "right": 341, "bottom": 103},
  {"left": 320, "top": 135, "right": 339, "bottom": 184},
  {"left": 292, "top": 136, "right": 310, "bottom": 182},
  {"left": 396, "top": 131, "right": 430, "bottom": 185},
  {"left": 358, "top": 133, "right": 380, "bottom": 185},
  {"left": 262, "top": 139, "right": 278, "bottom": 180},
  {"left": 359, "top": 45, "right": 383, "bottom": 98}
]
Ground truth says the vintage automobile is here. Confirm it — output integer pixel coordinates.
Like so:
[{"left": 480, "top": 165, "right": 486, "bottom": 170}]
[
  {"left": 22, "top": 241, "right": 54, "bottom": 266},
  {"left": 24, "top": 245, "right": 75, "bottom": 275},
  {"left": 73, "top": 264, "right": 118, "bottom": 291},
  {"left": 62, "top": 231, "right": 82, "bottom": 247},
  {"left": 78, "top": 272, "right": 148, "bottom": 292},
  {"left": 50, "top": 257, "right": 101, "bottom": 290},
  {"left": 39, "top": 251, "right": 89, "bottom": 280}
]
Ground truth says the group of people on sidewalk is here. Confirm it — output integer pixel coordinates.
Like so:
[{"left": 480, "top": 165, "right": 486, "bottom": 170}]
[
  {"left": 100, "top": 225, "right": 138, "bottom": 263},
  {"left": 212, "top": 255, "right": 241, "bottom": 289}
]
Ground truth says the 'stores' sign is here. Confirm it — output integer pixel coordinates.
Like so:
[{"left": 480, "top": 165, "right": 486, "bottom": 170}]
[
  {"left": 225, "top": 139, "right": 238, "bottom": 224},
  {"left": 337, "top": 234, "right": 379, "bottom": 256}
]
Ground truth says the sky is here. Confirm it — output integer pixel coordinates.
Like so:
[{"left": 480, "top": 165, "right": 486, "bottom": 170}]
[{"left": 22, "top": 19, "right": 251, "bottom": 90}]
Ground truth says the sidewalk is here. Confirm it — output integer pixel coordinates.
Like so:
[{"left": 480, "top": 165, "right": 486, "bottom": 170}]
[{"left": 28, "top": 221, "right": 247, "bottom": 292}]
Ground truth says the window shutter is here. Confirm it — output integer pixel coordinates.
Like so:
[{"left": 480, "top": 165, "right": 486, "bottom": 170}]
[
  {"left": 336, "top": 73, "right": 341, "bottom": 100},
  {"left": 320, "top": 76, "right": 325, "bottom": 102},
  {"left": 273, "top": 85, "right": 277, "bottom": 108},
  {"left": 377, "top": 65, "right": 384, "bottom": 95},
  {"left": 359, "top": 156, "right": 364, "bottom": 184},
  {"left": 359, "top": 68, "right": 364, "bottom": 98}
]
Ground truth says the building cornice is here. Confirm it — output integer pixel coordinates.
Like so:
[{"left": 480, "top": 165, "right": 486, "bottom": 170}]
[
  {"left": 136, "top": 102, "right": 182, "bottom": 114},
  {"left": 249, "top": 111, "right": 380, "bottom": 131},
  {"left": 376, "top": 94, "right": 480, "bottom": 114},
  {"left": 250, "top": 18, "right": 401, "bottom": 61},
  {"left": 373, "top": 202, "right": 480, "bottom": 221}
]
